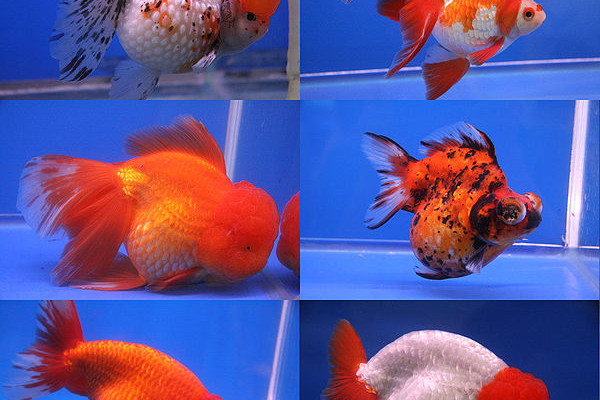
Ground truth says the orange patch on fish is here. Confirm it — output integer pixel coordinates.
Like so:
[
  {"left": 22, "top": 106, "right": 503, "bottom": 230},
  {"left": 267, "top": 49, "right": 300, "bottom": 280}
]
[{"left": 439, "top": 0, "right": 497, "bottom": 33}]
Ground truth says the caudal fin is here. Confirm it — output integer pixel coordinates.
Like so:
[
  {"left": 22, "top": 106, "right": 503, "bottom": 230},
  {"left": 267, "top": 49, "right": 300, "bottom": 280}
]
[
  {"left": 3, "top": 301, "right": 86, "bottom": 399},
  {"left": 323, "top": 320, "right": 376, "bottom": 400},
  {"left": 362, "top": 132, "right": 416, "bottom": 229},
  {"left": 17, "top": 155, "right": 135, "bottom": 285},
  {"left": 382, "top": 0, "right": 444, "bottom": 78}
]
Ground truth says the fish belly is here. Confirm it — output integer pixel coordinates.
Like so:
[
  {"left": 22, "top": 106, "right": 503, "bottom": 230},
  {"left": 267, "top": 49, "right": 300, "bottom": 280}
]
[
  {"left": 434, "top": 2, "right": 502, "bottom": 56},
  {"left": 118, "top": 0, "right": 221, "bottom": 72},
  {"left": 125, "top": 201, "right": 206, "bottom": 284}
]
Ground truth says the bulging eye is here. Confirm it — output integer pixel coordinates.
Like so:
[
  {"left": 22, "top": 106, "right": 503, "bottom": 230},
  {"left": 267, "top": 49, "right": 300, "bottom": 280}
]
[
  {"left": 246, "top": 12, "right": 256, "bottom": 21},
  {"left": 496, "top": 197, "right": 526, "bottom": 225},
  {"left": 523, "top": 7, "right": 535, "bottom": 20},
  {"left": 524, "top": 192, "right": 543, "bottom": 213}
]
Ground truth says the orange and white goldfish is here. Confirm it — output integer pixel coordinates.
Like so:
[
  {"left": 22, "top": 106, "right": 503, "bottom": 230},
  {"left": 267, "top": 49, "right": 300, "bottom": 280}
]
[
  {"left": 324, "top": 320, "right": 549, "bottom": 400},
  {"left": 362, "top": 0, "right": 545, "bottom": 99},
  {"left": 51, "top": 0, "right": 281, "bottom": 99},
  {"left": 4, "top": 300, "right": 222, "bottom": 400},
  {"left": 362, "top": 122, "right": 542, "bottom": 279},
  {"left": 276, "top": 191, "right": 300, "bottom": 275},
  {"left": 17, "top": 116, "right": 279, "bottom": 291}
]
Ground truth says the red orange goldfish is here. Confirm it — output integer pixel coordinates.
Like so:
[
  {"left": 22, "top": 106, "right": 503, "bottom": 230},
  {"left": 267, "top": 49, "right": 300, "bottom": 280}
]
[
  {"left": 277, "top": 191, "right": 300, "bottom": 275},
  {"left": 17, "top": 116, "right": 279, "bottom": 291},
  {"left": 3, "top": 300, "right": 222, "bottom": 400},
  {"left": 325, "top": 320, "right": 549, "bottom": 400},
  {"left": 362, "top": 122, "right": 542, "bottom": 279},
  {"left": 353, "top": 0, "right": 545, "bottom": 99}
]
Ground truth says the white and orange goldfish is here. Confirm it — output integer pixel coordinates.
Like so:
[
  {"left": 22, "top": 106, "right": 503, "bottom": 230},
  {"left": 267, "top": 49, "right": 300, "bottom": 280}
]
[
  {"left": 357, "top": 0, "right": 546, "bottom": 99},
  {"left": 51, "top": 0, "right": 281, "bottom": 99},
  {"left": 325, "top": 320, "right": 549, "bottom": 400}
]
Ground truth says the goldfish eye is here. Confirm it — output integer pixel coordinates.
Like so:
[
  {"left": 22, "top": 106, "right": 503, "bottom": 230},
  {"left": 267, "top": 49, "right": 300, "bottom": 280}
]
[
  {"left": 497, "top": 197, "right": 526, "bottom": 225},
  {"left": 523, "top": 7, "right": 535, "bottom": 20},
  {"left": 246, "top": 12, "right": 256, "bottom": 21}
]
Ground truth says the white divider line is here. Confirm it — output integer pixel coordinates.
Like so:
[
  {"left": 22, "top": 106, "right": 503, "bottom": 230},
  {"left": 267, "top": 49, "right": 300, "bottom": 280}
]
[
  {"left": 565, "top": 100, "right": 590, "bottom": 248},
  {"left": 300, "top": 57, "right": 600, "bottom": 78},
  {"left": 224, "top": 100, "right": 244, "bottom": 180},
  {"left": 267, "top": 300, "right": 293, "bottom": 400}
]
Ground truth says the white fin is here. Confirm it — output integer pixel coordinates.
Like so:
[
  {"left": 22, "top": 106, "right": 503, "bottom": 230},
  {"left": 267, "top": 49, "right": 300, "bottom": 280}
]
[
  {"left": 192, "top": 47, "right": 219, "bottom": 73},
  {"left": 465, "top": 245, "right": 487, "bottom": 274},
  {"left": 109, "top": 60, "right": 161, "bottom": 100},
  {"left": 419, "top": 121, "right": 496, "bottom": 161},
  {"left": 50, "top": 0, "right": 125, "bottom": 81},
  {"left": 362, "top": 132, "right": 415, "bottom": 229}
]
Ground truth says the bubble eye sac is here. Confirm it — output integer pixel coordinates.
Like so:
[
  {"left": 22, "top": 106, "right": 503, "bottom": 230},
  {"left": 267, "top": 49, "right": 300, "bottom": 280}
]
[
  {"left": 497, "top": 197, "right": 526, "bottom": 225},
  {"left": 523, "top": 7, "right": 535, "bottom": 20},
  {"left": 524, "top": 192, "right": 543, "bottom": 213}
]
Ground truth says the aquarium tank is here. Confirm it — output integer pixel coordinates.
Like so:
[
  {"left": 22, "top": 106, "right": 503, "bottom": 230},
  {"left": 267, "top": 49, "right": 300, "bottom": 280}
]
[
  {"left": 0, "top": 0, "right": 293, "bottom": 99},
  {"left": 0, "top": 100, "right": 299, "bottom": 300},
  {"left": 0, "top": 300, "right": 299, "bottom": 400},
  {"left": 300, "top": 0, "right": 600, "bottom": 99},
  {"left": 300, "top": 100, "right": 599, "bottom": 299},
  {"left": 300, "top": 300, "right": 598, "bottom": 400}
]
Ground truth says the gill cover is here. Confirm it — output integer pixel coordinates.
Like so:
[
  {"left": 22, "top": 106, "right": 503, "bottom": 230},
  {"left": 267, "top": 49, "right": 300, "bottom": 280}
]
[{"left": 218, "top": 0, "right": 280, "bottom": 55}]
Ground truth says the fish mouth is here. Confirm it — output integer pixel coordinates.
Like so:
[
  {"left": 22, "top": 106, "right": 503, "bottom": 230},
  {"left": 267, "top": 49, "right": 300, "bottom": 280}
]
[{"left": 525, "top": 209, "right": 542, "bottom": 231}]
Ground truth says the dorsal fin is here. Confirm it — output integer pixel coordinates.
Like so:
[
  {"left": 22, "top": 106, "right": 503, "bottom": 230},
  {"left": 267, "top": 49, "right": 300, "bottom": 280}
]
[
  {"left": 419, "top": 122, "right": 497, "bottom": 162},
  {"left": 124, "top": 116, "right": 226, "bottom": 174}
]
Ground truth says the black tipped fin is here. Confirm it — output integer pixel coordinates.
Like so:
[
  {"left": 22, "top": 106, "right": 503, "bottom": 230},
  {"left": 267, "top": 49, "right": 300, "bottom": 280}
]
[{"left": 420, "top": 122, "right": 497, "bottom": 162}]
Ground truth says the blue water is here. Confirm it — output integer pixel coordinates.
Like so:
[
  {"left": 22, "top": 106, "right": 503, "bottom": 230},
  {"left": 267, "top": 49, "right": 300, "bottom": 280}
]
[
  {"left": 0, "top": 300, "right": 298, "bottom": 400},
  {"left": 0, "top": 0, "right": 289, "bottom": 82},
  {"left": 0, "top": 100, "right": 299, "bottom": 299},
  {"left": 301, "top": 300, "right": 599, "bottom": 400},
  {"left": 300, "top": 100, "right": 599, "bottom": 299},
  {"left": 301, "top": 0, "right": 600, "bottom": 74}
]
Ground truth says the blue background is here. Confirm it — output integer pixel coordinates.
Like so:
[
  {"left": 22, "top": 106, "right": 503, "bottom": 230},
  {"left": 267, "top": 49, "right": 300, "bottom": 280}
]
[
  {"left": 301, "top": 100, "right": 577, "bottom": 245},
  {"left": 0, "top": 100, "right": 299, "bottom": 299},
  {"left": 0, "top": 300, "right": 298, "bottom": 400},
  {"left": 300, "top": 300, "right": 599, "bottom": 400},
  {"left": 0, "top": 0, "right": 289, "bottom": 81},
  {"left": 301, "top": 0, "right": 600, "bottom": 74}
]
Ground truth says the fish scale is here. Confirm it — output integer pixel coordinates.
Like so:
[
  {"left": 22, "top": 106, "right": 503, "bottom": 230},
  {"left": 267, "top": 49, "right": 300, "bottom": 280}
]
[{"left": 118, "top": 0, "right": 221, "bottom": 73}]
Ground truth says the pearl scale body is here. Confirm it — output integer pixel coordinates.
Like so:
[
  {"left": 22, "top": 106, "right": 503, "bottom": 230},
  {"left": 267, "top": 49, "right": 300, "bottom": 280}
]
[
  {"left": 357, "top": 330, "right": 508, "bottom": 400},
  {"left": 118, "top": 0, "right": 222, "bottom": 73},
  {"left": 433, "top": 0, "right": 515, "bottom": 56}
]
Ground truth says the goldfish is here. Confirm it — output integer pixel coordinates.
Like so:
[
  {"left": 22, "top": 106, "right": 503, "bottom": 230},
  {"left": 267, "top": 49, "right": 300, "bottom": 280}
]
[
  {"left": 3, "top": 300, "right": 222, "bottom": 400},
  {"left": 355, "top": 0, "right": 545, "bottom": 99},
  {"left": 276, "top": 191, "right": 300, "bottom": 275},
  {"left": 362, "top": 122, "right": 542, "bottom": 280},
  {"left": 17, "top": 116, "right": 279, "bottom": 291},
  {"left": 324, "top": 320, "right": 549, "bottom": 400},
  {"left": 51, "top": 0, "right": 281, "bottom": 99}
]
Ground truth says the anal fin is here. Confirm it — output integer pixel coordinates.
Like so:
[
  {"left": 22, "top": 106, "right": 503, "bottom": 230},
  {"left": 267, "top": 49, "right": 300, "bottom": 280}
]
[
  {"left": 110, "top": 60, "right": 161, "bottom": 100},
  {"left": 422, "top": 44, "right": 470, "bottom": 100},
  {"left": 147, "top": 269, "right": 204, "bottom": 292},
  {"left": 70, "top": 254, "right": 146, "bottom": 291}
]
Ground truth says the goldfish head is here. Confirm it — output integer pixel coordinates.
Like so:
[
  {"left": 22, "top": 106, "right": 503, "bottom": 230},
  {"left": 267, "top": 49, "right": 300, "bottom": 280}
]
[
  {"left": 218, "top": 0, "right": 280, "bottom": 55},
  {"left": 515, "top": 0, "right": 546, "bottom": 36},
  {"left": 469, "top": 188, "right": 542, "bottom": 246},
  {"left": 196, "top": 181, "right": 279, "bottom": 282}
]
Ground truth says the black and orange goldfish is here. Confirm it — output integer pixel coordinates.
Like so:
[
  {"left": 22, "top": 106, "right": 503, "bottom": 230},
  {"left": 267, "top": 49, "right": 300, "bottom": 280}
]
[{"left": 362, "top": 122, "right": 542, "bottom": 279}]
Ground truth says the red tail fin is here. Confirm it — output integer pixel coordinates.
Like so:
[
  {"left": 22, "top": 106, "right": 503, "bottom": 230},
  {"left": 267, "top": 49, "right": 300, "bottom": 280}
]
[
  {"left": 323, "top": 320, "right": 377, "bottom": 400},
  {"left": 4, "top": 301, "right": 87, "bottom": 399},
  {"left": 17, "top": 155, "right": 135, "bottom": 285}
]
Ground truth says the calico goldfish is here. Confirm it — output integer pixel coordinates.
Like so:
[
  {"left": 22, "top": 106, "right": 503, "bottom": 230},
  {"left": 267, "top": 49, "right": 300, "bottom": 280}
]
[
  {"left": 362, "top": 122, "right": 542, "bottom": 280},
  {"left": 352, "top": 0, "right": 545, "bottom": 99},
  {"left": 3, "top": 300, "right": 222, "bottom": 400},
  {"left": 17, "top": 116, "right": 279, "bottom": 291},
  {"left": 276, "top": 191, "right": 300, "bottom": 275},
  {"left": 51, "top": 0, "right": 281, "bottom": 99},
  {"left": 324, "top": 320, "right": 549, "bottom": 400}
]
